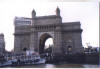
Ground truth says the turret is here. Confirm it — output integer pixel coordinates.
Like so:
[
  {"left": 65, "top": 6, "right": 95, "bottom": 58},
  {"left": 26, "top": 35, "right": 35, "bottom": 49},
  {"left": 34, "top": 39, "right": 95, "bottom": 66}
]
[
  {"left": 56, "top": 7, "right": 60, "bottom": 16},
  {"left": 32, "top": 9, "right": 36, "bottom": 18}
]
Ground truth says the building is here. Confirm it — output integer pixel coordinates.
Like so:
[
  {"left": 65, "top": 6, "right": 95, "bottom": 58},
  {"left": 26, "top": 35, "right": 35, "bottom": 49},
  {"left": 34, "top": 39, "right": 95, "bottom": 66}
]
[
  {"left": 0, "top": 33, "right": 5, "bottom": 55},
  {"left": 14, "top": 7, "right": 83, "bottom": 56}
]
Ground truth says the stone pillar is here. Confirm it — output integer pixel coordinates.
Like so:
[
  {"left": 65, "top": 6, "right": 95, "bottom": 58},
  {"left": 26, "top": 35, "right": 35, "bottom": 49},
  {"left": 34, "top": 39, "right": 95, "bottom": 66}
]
[
  {"left": 73, "top": 32, "right": 83, "bottom": 53},
  {"left": 53, "top": 25, "right": 62, "bottom": 56},
  {"left": 14, "top": 35, "right": 21, "bottom": 53},
  {"left": 30, "top": 27, "right": 38, "bottom": 52}
]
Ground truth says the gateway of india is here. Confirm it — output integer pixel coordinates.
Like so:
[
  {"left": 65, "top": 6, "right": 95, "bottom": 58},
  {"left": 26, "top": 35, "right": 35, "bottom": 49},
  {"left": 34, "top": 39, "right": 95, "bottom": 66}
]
[{"left": 14, "top": 7, "right": 83, "bottom": 56}]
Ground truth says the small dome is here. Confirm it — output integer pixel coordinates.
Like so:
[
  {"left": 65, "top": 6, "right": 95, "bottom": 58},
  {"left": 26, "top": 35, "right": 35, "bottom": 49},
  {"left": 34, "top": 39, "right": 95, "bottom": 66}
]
[{"left": 32, "top": 9, "right": 36, "bottom": 13}]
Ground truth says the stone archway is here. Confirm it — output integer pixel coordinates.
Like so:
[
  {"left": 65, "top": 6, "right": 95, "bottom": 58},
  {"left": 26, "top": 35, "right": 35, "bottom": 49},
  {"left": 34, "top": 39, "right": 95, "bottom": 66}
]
[
  {"left": 14, "top": 8, "right": 83, "bottom": 55},
  {"left": 39, "top": 33, "right": 53, "bottom": 54}
]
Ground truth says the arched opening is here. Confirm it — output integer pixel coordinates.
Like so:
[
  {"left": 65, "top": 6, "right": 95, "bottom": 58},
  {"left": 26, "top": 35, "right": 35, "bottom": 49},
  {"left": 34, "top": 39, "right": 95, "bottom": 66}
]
[
  {"left": 39, "top": 33, "right": 54, "bottom": 54},
  {"left": 44, "top": 38, "right": 53, "bottom": 54}
]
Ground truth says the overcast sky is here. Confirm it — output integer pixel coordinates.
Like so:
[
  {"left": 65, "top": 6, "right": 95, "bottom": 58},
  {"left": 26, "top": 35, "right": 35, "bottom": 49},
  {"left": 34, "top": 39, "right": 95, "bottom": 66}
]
[{"left": 0, "top": 0, "right": 99, "bottom": 51}]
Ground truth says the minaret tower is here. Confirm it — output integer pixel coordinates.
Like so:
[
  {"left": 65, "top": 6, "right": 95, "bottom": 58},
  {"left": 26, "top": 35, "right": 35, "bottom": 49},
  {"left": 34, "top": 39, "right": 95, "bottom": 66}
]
[
  {"left": 32, "top": 9, "right": 36, "bottom": 18},
  {"left": 56, "top": 7, "right": 60, "bottom": 16}
]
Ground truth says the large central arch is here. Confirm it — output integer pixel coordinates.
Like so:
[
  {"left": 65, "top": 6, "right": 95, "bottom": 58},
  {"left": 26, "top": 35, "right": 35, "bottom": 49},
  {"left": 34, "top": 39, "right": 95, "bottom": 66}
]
[{"left": 39, "top": 33, "right": 53, "bottom": 54}]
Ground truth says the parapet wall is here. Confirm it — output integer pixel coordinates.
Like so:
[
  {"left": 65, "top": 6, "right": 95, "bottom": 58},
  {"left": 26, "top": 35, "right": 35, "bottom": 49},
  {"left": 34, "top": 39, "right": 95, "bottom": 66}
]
[
  {"left": 32, "top": 15, "right": 62, "bottom": 25},
  {"left": 14, "top": 17, "right": 31, "bottom": 26}
]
